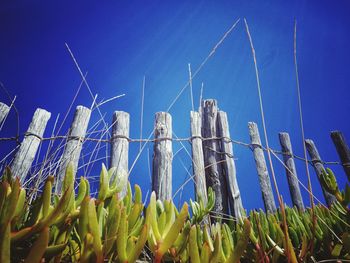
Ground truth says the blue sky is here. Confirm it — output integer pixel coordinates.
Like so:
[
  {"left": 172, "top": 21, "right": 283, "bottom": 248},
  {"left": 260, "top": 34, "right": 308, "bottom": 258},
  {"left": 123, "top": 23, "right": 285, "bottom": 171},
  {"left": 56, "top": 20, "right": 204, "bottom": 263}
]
[{"left": 1, "top": 1, "right": 350, "bottom": 211}]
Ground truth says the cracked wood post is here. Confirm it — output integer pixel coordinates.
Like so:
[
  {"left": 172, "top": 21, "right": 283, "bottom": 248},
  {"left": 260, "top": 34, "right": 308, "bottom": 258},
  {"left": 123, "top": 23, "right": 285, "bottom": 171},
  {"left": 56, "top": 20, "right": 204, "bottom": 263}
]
[
  {"left": 331, "top": 131, "right": 350, "bottom": 181},
  {"left": 248, "top": 122, "right": 276, "bottom": 213},
  {"left": 278, "top": 132, "right": 304, "bottom": 210},
  {"left": 190, "top": 111, "right": 207, "bottom": 205},
  {"left": 152, "top": 112, "right": 172, "bottom": 201},
  {"left": 201, "top": 99, "right": 228, "bottom": 217},
  {"left": 305, "top": 139, "right": 336, "bottom": 207},
  {"left": 217, "top": 111, "right": 244, "bottom": 219},
  {"left": 10, "top": 108, "right": 51, "bottom": 184},
  {"left": 56, "top": 106, "right": 91, "bottom": 194},
  {"left": 0, "top": 102, "right": 10, "bottom": 125},
  {"left": 110, "top": 111, "right": 130, "bottom": 197}
]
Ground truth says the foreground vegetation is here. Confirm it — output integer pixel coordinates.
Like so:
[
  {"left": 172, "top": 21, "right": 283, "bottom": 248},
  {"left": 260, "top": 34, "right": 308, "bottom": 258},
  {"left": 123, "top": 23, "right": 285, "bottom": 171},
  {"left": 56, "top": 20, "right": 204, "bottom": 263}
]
[{"left": 0, "top": 163, "right": 349, "bottom": 262}]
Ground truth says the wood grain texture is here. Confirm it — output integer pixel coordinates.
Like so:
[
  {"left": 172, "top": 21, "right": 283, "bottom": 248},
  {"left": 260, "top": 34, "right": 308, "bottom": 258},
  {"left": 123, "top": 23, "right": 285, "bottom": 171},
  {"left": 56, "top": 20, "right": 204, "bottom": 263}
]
[
  {"left": 190, "top": 111, "right": 207, "bottom": 205},
  {"left": 0, "top": 102, "right": 10, "bottom": 125},
  {"left": 279, "top": 132, "right": 304, "bottom": 210},
  {"left": 217, "top": 111, "right": 244, "bottom": 218},
  {"left": 201, "top": 99, "right": 228, "bottom": 216},
  {"left": 248, "top": 122, "right": 276, "bottom": 213},
  {"left": 152, "top": 112, "right": 172, "bottom": 201},
  {"left": 11, "top": 108, "right": 51, "bottom": 183},
  {"left": 305, "top": 139, "right": 336, "bottom": 207},
  {"left": 110, "top": 111, "right": 130, "bottom": 197},
  {"left": 331, "top": 131, "right": 350, "bottom": 181},
  {"left": 56, "top": 106, "right": 91, "bottom": 194}
]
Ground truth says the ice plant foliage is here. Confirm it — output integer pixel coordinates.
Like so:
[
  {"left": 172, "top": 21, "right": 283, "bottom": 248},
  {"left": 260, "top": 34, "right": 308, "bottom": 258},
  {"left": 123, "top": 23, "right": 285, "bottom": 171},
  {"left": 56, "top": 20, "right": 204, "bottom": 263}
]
[{"left": 0, "top": 163, "right": 350, "bottom": 262}]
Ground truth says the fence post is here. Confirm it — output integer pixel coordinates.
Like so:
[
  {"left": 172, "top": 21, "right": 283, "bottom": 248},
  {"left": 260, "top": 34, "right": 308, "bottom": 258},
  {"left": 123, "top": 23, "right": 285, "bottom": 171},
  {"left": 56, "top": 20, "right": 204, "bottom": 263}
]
[
  {"left": 217, "top": 111, "right": 244, "bottom": 218},
  {"left": 248, "top": 122, "right": 276, "bottom": 213},
  {"left": 330, "top": 131, "right": 350, "bottom": 181},
  {"left": 305, "top": 139, "right": 336, "bottom": 207},
  {"left": 10, "top": 108, "right": 51, "bottom": 183},
  {"left": 152, "top": 112, "right": 172, "bottom": 201},
  {"left": 190, "top": 111, "right": 207, "bottom": 205},
  {"left": 201, "top": 99, "right": 228, "bottom": 216},
  {"left": 56, "top": 106, "right": 91, "bottom": 194},
  {"left": 110, "top": 111, "right": 130, "bottom": 197},
  {"left": 0, "top": 102, "right": 10, "bottom": 125},
  {"left": 278, "top": 132, "right": 304, "bottom": 210}
]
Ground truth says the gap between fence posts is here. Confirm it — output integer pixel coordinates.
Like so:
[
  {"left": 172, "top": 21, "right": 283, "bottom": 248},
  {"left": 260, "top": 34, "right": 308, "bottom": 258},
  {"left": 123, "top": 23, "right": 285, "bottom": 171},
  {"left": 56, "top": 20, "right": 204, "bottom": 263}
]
[
  {"left": 152, "top": 112, "right": 172, "bottom": 201},
  {"left": 190, "top": 111, "right": 207, "bottom": 206},
  {"left": 110, "top": 111, "right": 130, "bottom": 197},
  {"left": 201, "top": 99, "right": 229, "bottom": 218},
  {"left": 305, "top": 139, "right": 336, "bottom": 207},
  {"left": 331, "top": 131, "right": 350, "bottom": 181},
  {"left": 11, "top": 108, "right": 51, "bottom": 184},
  {"left": 56, "top": 105, "right": 91, "bottom": 194},
  {"left": 248, "top": 121, "right": 276, "bottom": 213},
  {"left": 278, "top": 132, "right": 304, "bottom": 211},
  {"left": 217, "top": 111, "right": 244, "bottom": 219},
  {"left": 0, "top": 102, "right": 10, "bottom": 125}
]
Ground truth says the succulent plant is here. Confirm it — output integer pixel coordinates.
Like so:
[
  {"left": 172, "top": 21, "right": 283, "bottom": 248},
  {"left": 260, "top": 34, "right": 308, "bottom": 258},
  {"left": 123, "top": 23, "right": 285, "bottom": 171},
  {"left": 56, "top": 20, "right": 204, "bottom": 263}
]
[{"left": 1, "top": 164, "right": 350, "bottom": 262}]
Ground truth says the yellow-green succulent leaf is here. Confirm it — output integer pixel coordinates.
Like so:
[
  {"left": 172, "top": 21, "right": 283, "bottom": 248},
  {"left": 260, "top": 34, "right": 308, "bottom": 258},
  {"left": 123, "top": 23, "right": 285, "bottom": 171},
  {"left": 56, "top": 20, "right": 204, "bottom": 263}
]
[
  {"left": 24, "top": 226, "right": 49, "bottom": 263},
  {"left": 13, "top": 188, "right": 26, "bottom": 220},
  {"left": 98, "top": 164, "right": 109, "bottom": 202},
  {"left": 200, "top": 242, "right": 212, "bottom": 263},
  {"left": 210, "top": 229, "right": 222, "bottom": 263},
  {"left": 87, "top": 199, "right": 103, "bottom": 263},
  {"left": 62, "top": 162, "right": 75, "bottom": 194},
  {"left": 227, "top": 219, "right": 250, "bottom": 263},
  {"left": 127, "top": 223, "right": 149, "bottom": 263},
  {"left": 173, "top": 221, "right": 190, "bottom": 255},
  {"left": 156, "top": 202, "right": 188, "bottom": 261},
  {"left": 203, "top": 224, "right": 214, "bottom": 252},
  {"left": 158, "top": 211, "right": 167, "bottom": 236},
  {"left": 78, "top": 196, "right": 89, "bottom": 242},
  {"left": 2, "top": 177, "right": 20, "bottom": 225},
  {"left": 43, "top": 242, "right": 67, "bottom": 259},
  {"left": 149, "top": 192, "right": 161, "bottom": 241},
  {"left": 0, "top": 222, "right": 10, "bottom": 263},
  {"left": 134, "top": 184, "right": 142, "bottom": 204},
  {"left": 189, "top": 226, "right": 200, "bottom": 263},
  {"left": 128, "top": 203, "right": 144, "bottom": 231},
  {"left": 75, "top": 177, "right": 87, "bottom": 207},
  {"left": 116, "top": 207, "right": 128, "bottom": 262},
  {"left": 42, "top": 176, "right": 53, "bottom": 218}
]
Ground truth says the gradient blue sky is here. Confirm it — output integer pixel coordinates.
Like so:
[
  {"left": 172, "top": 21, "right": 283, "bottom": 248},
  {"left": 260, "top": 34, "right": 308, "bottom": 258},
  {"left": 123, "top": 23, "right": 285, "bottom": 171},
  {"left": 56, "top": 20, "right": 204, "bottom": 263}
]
[{"left": 1, "top": 1, "right": 349, "bottom": 211}]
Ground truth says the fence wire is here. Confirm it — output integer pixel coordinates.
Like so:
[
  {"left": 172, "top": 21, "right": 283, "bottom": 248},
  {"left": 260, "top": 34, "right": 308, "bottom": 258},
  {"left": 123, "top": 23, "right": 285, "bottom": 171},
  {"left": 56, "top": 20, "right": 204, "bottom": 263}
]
[{"left": 0, "top": 133, "right": 342, "bottom": 166}]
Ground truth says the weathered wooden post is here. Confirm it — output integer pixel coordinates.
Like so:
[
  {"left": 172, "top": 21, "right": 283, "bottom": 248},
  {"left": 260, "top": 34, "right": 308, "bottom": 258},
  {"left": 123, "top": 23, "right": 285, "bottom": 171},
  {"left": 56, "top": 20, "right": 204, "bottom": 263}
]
[
  {"left": 0, "top": 102, "right": 10, "bottom": 125},
  {"left": 331, "top": 131, "right": 350, "bottom": 181},
  {"left": 190, "top": 111, "right": 207, "bottom": 205},
  {"left": 278, "top": 132, "right": 304, "bottom": 210},
  {"left": 217, "top": 111, "right": 244, "bottom": 218},
  {"left": 110, "top": 111, "right": 130, "bottom": 197},
  {"left": 248, "top": 122, "right": 276, "bottom": 213},
  {"left": 305, "top": 139, "right": 336, "bottom": 207},
  {"left": 152, "top": 112, "right": 172, "bottom": 201},
  {"left": 56, "top": 106, "right": 91, "bottom": 194},
  {"left": 201, "top": 99, "right": 228, "bottom": 216},
  {"left": 11, "top": 108, "right": 51, "bottom": 183}
]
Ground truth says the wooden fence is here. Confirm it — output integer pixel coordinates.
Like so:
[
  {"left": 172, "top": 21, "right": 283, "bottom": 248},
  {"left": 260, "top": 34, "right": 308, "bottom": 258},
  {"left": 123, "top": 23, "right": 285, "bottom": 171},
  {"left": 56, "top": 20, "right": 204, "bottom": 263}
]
[{"left": 1, "top": 99, "right": 349, "bottom": 220}]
